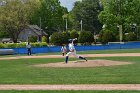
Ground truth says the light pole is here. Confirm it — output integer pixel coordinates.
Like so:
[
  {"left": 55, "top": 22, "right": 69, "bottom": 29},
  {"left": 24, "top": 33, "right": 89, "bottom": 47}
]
[
  {"left": 63, "top": 14, "right": 68, "bottom": 31},
  {"left": 117, "top": 25, "right": 123, "bottom": 43},
  {"left": 80, "top": 20, "right": 83, "bottom": 31},
  {"left": 39, "top": 17, "right": 43, "bottom": 42},
  {"left": 39, "top": 17, "right": 42, "bottom": 35},
  {"left": 133, "top": 23, "right": 138, "bottom": 40},
  {"left": 66, "top": 18, "right": 68, "bottom": 31}
]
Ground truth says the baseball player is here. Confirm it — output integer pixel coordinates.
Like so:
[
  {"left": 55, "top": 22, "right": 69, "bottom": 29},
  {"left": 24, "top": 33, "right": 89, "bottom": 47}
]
[
  {"left": 61, "top": 45, "right": 67, "bottom": 56},
  {"left": 26, "top": 42, "right": 31, "bottom": 56},
  {"left": 65, "top": 38, "right": 87, "bottom": 63}
]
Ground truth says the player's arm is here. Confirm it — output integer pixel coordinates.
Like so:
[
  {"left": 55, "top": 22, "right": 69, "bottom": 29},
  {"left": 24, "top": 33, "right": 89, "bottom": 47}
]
[{"left": 71, "top": 38, "right": 77, "bottom": 45}]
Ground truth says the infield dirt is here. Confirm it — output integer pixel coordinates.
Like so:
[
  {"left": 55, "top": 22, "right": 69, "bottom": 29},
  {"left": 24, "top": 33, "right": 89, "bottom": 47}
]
[{"left": 33, "top": 60, "right": 132, "bottom": 68}]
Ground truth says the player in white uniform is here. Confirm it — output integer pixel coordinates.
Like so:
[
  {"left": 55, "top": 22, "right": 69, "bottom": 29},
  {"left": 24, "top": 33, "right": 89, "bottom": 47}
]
[
  {"left": 61, "top": 45, "right": 67, "bottom": 56},
  {"left": 65, "top": 38, "right": 87, "bottom": 63}
]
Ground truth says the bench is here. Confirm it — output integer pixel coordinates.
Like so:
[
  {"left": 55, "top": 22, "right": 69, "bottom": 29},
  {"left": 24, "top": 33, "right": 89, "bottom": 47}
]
[{"left": 0, "top": 49, "right": 15, "bottom": 55}]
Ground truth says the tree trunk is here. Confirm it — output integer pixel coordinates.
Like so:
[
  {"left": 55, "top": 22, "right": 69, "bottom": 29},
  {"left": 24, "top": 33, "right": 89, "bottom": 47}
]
[{"left": 13, "top": 39, "right": 17, "bottom": 43}]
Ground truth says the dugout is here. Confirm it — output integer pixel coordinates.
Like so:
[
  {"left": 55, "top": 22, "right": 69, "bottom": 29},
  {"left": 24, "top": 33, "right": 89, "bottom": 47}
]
[{"left": 0, "top": 49, "right": 15, "bottom": 55}]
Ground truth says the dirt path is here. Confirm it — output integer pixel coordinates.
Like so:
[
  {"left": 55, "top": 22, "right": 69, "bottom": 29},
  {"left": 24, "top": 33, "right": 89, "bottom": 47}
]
[
  {"left": 1, "top": 53, "right": 140, "bottom": 60},
  {"left": 0, "top": 84, "right": 140, "bottom": 90}
]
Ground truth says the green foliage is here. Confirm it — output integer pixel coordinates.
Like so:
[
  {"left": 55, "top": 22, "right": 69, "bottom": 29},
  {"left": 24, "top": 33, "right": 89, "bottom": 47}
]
[
  {"left": 0, "top": 44, "right": 5, "bottom": 48},
  {"left": 0, "top": 42, "right": 47, "bottom": 48},
  {"left": 78, "top": 31, "right": 94, "bottom": 45},
  {"left": 16, "top": 43, "right": 26, "bottom": 48},
  {"left": 0, "top": 0, "right": 36, "bottom": 43},
  {"left": 99, "top": 0, "right": 140, "bottom": 38},
  {"left": 125, "top": 32, "right": 137, "bottom": 41},
  {"left": 70, "top": 0, "right": 102, "bottom": 32},
  {"left": 30, "top": 0, "right": 68, "bottom": 34},
  {"left": 41, "top": 36, "right": 47, "bottom": 42},
  {"left": 50, "top": 32, "right": 70, "bottom": 45},
  {"left": 69, "top": 29, "right": 79, "bottom": 39},
  {"left": 0, "top": 31, "right": 9, "bottom": 38},
  {"left": 30, "top": 42, "right": 47, "bottom": 47},
  {"left": 99, "top": 29, "right": 116, "bottom": 44},
  {"left": 29, "top": 36, "right": 37, "bottom": 43}
]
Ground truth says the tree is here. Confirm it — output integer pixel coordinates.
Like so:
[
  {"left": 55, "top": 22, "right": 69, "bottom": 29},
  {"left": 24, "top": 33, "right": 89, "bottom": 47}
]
[
  {"left": 50, "top": 31, "right": 70, "bottom": 45},
  {"left": 99, "top": 29, "right": 116, "bottom": 44},
  {"left": 0, "top": 30, "right": 9, "bottom": 38},
  {"left": 69, "top": 29, "right": 79, "bottom": 39},
  {"left": 30, "top": 0, "right": 68, "bottom": 35},
  {"left": 70, "top": 0, "right": 103, "bottom": 33},
  {"left": 125, "top": 32, "right": 137, "bottom": 41},
  {"left": 29, "top": 36, "right": 37, "bottom": 43},
  {"left": 78, "top": 31, "right": 94, "bottom": 45},
  {"left": 0, "top": 24, "right": 9, "bottom": 38},
  {"left": 99, "top": 0, "right": 140, "bottom": 41},
  {"left": 0, "top": 0, "right": 35, "bottom": 43}
]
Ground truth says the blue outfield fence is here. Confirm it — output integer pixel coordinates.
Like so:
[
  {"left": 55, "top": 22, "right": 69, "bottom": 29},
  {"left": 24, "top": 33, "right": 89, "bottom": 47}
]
[{"left": 1, "top": 42, "right": 140, "bottom": 54}]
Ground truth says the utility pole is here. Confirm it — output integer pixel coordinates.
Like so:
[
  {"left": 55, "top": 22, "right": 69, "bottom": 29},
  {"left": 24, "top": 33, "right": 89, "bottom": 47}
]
[
  {"left": 39, "top": 17, "right": 43, "bottom": 42},
  {"left": 80, "top": 20, "right": 83, "bottom": 31},
  {"left": 118, "top": 25, "right": 123, "bottom": 42},
  {"left": 39, "top": 17, "right": 42, "bottom": 33},
  {"left": 66, "top": 18, "right": 68, "bottom": 31}
]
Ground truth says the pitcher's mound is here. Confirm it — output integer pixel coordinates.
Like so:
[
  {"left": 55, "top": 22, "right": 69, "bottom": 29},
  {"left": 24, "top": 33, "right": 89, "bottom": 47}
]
[{"left": 34, "top": 60, "right": 132, "bottom": 68}]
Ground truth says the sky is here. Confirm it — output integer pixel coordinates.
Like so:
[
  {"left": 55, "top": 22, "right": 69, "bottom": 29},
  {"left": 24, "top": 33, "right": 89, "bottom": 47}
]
[{"left": 59, "top": 0, "right": 82, "bottom": 11}]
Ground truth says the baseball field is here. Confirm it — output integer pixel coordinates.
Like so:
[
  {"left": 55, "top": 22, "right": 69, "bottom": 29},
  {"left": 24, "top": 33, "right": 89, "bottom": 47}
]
[{"left": 0, "top": 49, "right": 140, "bottom": 92}]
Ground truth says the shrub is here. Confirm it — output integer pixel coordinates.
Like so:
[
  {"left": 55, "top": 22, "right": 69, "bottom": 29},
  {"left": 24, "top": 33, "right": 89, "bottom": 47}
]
[
  {"left": 78, "top": 31, "right": 94, "bottom": 45},
  {"left": 6, "top": 43, "right": 18, "bottom": 48},
  {"left": 50, "top": 32, "right": 70, "bottom": 45},
  {"left": 39, "top": 42, "right": 48, "bottom": 47},
  {"left": 70, "top": 30, "right": 79, "bottom": 39},
  {"left": 125, "top": 32, "right": 137, "bottom": 41},
  {"left": 62, "top": 32, "right": 70, "bottom": 44},
  {"left": 16, "top": 43, "right": 26, "bottom": 48},
  {"left": 0, "top": 43, "right": 5, "bottom": 48},
  {"left": 99, "top": 29, "right": 116, "bottom": 44},
  {"left": 42, "top": 36, "right": 47, "bottom": 42},
  {"left": 30, "top": 42, "right": 47, "bottom": 47},
  {"left": 69, "top": 30, "right": 79, "bottom": 45},
  {"left": 0, "top": 42, "right": 47, "bottom": 48},
  {"left": 29, "top": 36, "right": 37, "bottom": 42}
]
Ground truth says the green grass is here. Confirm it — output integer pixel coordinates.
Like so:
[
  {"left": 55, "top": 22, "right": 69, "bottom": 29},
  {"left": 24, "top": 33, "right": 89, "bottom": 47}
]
[
  {"left": 36, "top": 48, "right": 140, "bottom": 55},
  {"left": 0, "top": 91, "right": 139, "bottom": 93},
  {"left": 1, "top": 48, "right": 140, "bottom": 58},
  {"left": 0, "top": 56, "right": 140, "bottom": 84},
  {"left": 77, "top": 48, "right": 140, "bottom": 54}
]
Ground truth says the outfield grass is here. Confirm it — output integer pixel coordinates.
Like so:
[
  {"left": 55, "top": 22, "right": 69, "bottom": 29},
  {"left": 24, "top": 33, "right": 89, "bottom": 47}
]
[
  {"left": 77, "top": 48, "right": 140, "bottom": 54},
  {"left": 38, "top": 48, "right": 140, "bottom": 55},
  {"left": 0, "top": 56, "right": 140, "bottom": 84},
  {"left": 1, "top": 48, "right": 140, "bottom": 58},
  {"left": 0, "top": 90, "right": 139, "bottom": 93}
]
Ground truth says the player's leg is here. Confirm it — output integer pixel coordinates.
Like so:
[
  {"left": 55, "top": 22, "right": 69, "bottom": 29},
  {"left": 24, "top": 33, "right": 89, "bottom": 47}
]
[
  {"left": 79, "top": 56, "right": 87, "bottom": 61},
  {"left": 72, "top": 51, "right": 79, "bottom": 58},
  {"left": 73, "top": 51, "right": 87, "bottom": 61},
  {"left": 65, "top": 52, "right": 72, "bottom": 63},
  {"left": 27, "top": 48, "right": 29, "bottom": 55},
  {"left": 62, "top": 53, "right": 64, "bottom": 56},
  {"left": 30, "top": 48, "right": 31, "bottom": 55}
]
